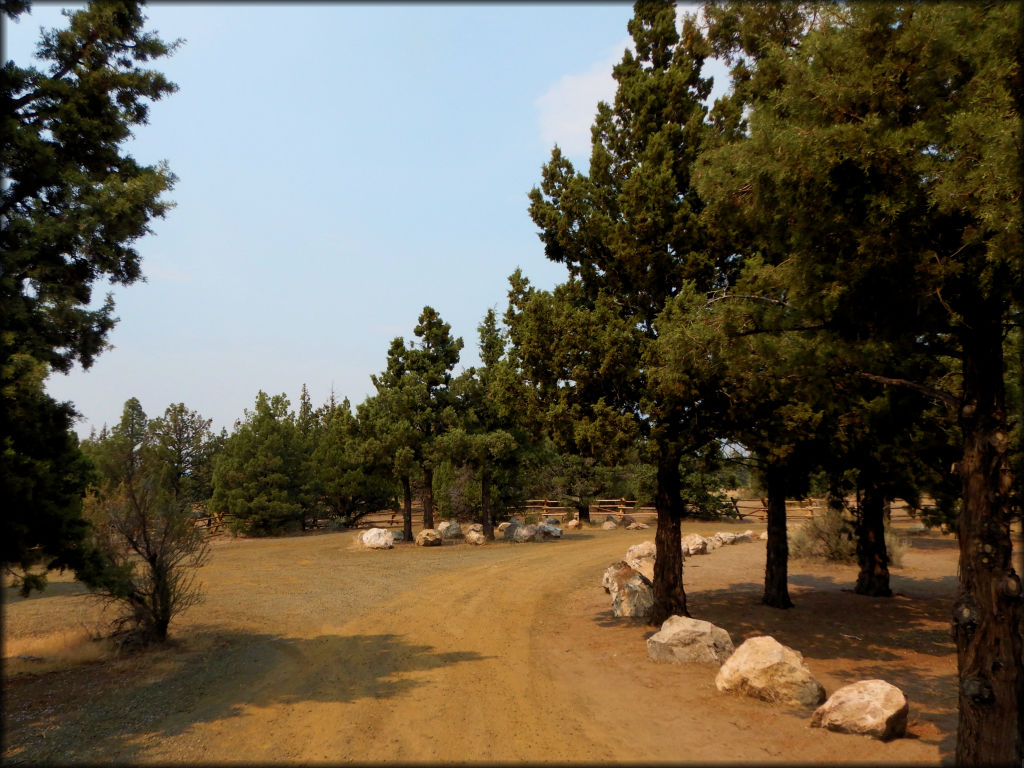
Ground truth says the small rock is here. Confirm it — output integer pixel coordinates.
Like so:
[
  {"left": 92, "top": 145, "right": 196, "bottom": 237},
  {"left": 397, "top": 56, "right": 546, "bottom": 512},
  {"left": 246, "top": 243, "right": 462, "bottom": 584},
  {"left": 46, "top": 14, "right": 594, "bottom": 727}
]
[
  {"left": 604, "top": 515, "right": 618, "bottom": 524},
  {"left": 713, "top": 531, "right": 738, "bottom": 545},
  {"left": 469, "top": 523, "right": 484, "bottom": 533},
  {"left": 437, "top": 520, "right": 452, "bottom": 536},
  {"left": 497, "top": 522, "right": 513, "bottom": 533},
  {"left": 715, "top": 636, "right": 826, "bottom": 707},
  {"left": 566, "top": 519, "right": 581, "bottom": 529},
  {"left": 544, "top": 517, "right": 561, "bottom": 526},
  {"left": 416, "top": 529, "right": 443, "bottom": 547},
  {"left": 626, "top": 522, "right": 649, "bottom": 530},
  {"left": 465, "top": 530, "right": 486, "bottom": 545},
  {"left": 392, "top": 530, "right": 405, "bottom": 541},
  {"left": 759, "top": 531, "right": 769, "bottom": 541},
  {"left": 811, "top": 680, "right": 909, "bottom": 740},
  {"left": 361, "top": 528, "right": 394, "bottom": 549},
  {"left": 647, "top": 616, "right": 735, "bottom": 665},
  {"left": 620, "top": 515, "right": 637, "bottom": 527},
  {"left": 601, "top": 520, "right": 618, "bottom": 530}
]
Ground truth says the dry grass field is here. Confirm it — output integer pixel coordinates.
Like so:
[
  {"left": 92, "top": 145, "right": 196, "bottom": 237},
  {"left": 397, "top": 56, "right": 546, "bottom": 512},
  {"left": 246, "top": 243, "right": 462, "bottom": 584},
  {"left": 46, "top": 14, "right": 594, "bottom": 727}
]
[{"left": 3, "top": 518, "right": 962, "bottom": 764}]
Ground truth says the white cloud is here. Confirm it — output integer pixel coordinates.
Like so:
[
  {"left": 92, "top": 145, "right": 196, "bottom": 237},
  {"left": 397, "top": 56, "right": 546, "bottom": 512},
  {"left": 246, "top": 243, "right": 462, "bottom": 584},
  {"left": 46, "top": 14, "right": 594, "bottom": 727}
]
[{"left": 535, "top": 36, "right": 632, "bottom": 158}]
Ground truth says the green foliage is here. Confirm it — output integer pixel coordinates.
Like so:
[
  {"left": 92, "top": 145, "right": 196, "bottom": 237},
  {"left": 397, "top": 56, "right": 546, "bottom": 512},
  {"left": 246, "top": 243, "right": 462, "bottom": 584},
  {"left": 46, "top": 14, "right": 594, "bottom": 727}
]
[
  {"left": 1, "top": 0, "right": 178, "bottom": 593},
  {"left": 209, "top": 392, "right": 306, "bottom": 536}
]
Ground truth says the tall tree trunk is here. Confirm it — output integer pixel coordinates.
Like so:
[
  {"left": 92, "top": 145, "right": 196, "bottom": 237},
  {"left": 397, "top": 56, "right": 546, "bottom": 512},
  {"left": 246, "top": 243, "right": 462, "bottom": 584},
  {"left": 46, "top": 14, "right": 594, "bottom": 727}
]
[
  {"left": 401, "top": 475, "right": 413, "bottom": 542},
  {"left": 481, "top": 468, "right": 494, "bottom": 540},
  {"left": 855, "top": 479, "right": 892, "bottom": 597},
  {"left": 650, "top": 441, "right": 687, "bottom": 625},
  {"left": 762, "top": 471, "right": 793, "bottom": 609},
  {"left": 422, "top": 466, "right": 434, "bottom": 530},
  {"left": 953, "top": 318, "right": 1023, "bottom": 765}
]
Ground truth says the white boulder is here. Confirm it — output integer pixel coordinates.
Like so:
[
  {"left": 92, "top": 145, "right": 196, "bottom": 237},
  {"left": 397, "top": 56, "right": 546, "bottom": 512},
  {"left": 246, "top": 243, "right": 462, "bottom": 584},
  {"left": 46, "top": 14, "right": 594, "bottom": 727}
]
[
  {"left": 647, "top": 616, "right": 735, "bottom": 665},
  {"left": 601, "top": 520, "right": 618, "bottom": 530},
  {"left": 361, "top": 528, "right": 395, "bottom": 549},
  {"left": 465, "top": 530, "right": 486, "bottom": 545},
  {"left": 468, "top": 523, "right": 484, "bottom": 533},
  {"left": 759, "top": 531, "right": 769, "bottom": 541},
  {"left": 566, "top": 518, "right": 582, "bottom": 529},
  {"left": 625, "top": 541, "right": 657, "bottom": 561},
  {"left": 681, "top": 533, "right": 707, "bottom": 555},
  {"left": 811, "top": 680, "right": 909, "bottom": 740},
  {"left": 715, "top": 635, "right": 826, "bottom": 707}
]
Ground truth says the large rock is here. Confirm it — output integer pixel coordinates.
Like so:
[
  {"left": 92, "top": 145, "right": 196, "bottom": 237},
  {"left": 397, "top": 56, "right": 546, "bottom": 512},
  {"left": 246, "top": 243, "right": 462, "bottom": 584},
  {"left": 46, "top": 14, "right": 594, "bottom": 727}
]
[
  {"left": 602, "top": 560, "right": 638, "bottom": 596},
  {"left": 415, "top": 529, "right": 443, "bottom": 547},
  {"left": 625, "top": 541, "right": 657, "bottom": 561},
  {"left": 811, "top": 680, "right": 909, "bottom": 740},
  {"left": 733, "top": 530, "right": 754, "bottom": 543},
  {"left": 715, "top": 636, "right": 826, "bottom": 707},
  {"left": 712, "top": 531, "right": 738, "bottom": 546},
  {"left": 682, "top": 533, "right": 708, "bottom": 555},
  {"left": 361, "top": 528, "right": 394, "bottom": 549},
  {"left": 512, "top": 524, "right": 538, "bottom": 543},
  {"left": 612, "top": 574, "right": 654, "bottom": 618},
  {"left": 647, "top": 616, "right": 735, "bottom": 665},
  {"left": 628, "top": 557, "right": 655, "bottom": 584},
  {"left": 465, "top": 530, "right": 486, "bottom": 546},
  {"left": 436, "top": 520, "right": 452, "bottom": 536},
  {"left": 536, "top": 523, "right": 563, "bottom": 540},
  {"left": 442, "top": 521, "right": 463, "bottom": 539},
  {"left": 502, "top": 522, "right": 522, "bottom": 541},
  {"left": 601, "top": 520, "right": 618, "bottom": 530}
]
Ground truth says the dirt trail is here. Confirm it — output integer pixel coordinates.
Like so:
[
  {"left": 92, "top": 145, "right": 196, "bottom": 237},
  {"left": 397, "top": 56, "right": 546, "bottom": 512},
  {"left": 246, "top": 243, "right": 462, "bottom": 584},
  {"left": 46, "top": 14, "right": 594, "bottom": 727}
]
[{"left": 4, "top": 523, "right": 959, "bottom": 764}]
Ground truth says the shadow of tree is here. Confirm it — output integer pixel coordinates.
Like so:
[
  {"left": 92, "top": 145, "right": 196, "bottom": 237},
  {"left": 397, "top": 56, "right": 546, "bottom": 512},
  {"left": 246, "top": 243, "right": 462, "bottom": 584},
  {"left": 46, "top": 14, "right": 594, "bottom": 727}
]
[{"left": 4, "top": 631, "right": 489, "bottom": 764}]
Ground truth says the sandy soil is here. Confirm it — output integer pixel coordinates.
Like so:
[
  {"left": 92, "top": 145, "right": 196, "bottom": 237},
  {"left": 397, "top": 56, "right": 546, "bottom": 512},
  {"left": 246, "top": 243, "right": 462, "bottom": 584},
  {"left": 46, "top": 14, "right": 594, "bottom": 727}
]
[{"left": 3, "top": 520, "right": 961, "bottom": 764}]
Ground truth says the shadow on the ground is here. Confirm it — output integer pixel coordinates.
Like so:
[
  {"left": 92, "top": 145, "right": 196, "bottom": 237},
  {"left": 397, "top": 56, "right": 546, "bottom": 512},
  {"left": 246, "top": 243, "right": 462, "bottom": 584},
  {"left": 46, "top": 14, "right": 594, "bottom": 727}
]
[
  {"left": 688, "top": 573, "right": 957, "bottom": 761},
  {"left": 4, "top": 630, "right": 489, "bottom": 764}
]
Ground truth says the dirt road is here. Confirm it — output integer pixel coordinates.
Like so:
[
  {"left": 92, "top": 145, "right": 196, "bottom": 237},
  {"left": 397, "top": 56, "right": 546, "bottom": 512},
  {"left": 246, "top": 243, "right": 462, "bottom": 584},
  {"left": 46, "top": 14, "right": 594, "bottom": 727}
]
[{"left": 3, "top": 521, "right": 959, "bottom": 764}]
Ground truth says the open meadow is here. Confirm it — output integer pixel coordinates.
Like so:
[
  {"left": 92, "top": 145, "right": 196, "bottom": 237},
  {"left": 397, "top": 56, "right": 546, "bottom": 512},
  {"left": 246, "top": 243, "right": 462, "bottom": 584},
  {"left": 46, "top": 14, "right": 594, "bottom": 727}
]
[{"left": 3, "top": 519, "right": 961, "bottom": 764}]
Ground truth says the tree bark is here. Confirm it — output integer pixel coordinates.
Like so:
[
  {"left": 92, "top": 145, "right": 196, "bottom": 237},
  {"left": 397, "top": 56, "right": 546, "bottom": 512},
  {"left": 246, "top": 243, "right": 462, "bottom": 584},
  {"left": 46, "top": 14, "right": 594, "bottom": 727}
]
[
  {"left": 953, "top": 318, "right": 1023, "bottom": 766},
  {"left": 650, "top": 441, "right": 688, "bottom": 625},
  {"left": 421, "top": 466, "right": 434, "bottom": 530},
  {"left": 481, "top": 468, "right": 494, "bottom": 540},
  {"left": 855, "top": 480, "right": 892, "bottom": 597},
  {"left": 762, "top": 471, "right": 794, "bottom": 608},
  {"left": 401, "top": 475, "right": 413, "bottom": 542}
]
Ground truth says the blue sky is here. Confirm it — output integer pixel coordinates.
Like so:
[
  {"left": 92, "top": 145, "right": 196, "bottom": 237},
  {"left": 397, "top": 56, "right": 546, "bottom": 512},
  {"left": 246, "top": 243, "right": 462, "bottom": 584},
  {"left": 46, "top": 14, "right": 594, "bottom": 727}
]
[{"left": 7, "top": 2, "right": 724, "bottom": 437}]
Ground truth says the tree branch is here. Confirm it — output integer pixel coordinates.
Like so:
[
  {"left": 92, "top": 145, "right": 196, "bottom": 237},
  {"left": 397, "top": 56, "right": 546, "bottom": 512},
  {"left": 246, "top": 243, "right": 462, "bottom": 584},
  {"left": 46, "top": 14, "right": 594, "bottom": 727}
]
[{"left": 855, "top": 371, "right": 959, "bottom": 407}]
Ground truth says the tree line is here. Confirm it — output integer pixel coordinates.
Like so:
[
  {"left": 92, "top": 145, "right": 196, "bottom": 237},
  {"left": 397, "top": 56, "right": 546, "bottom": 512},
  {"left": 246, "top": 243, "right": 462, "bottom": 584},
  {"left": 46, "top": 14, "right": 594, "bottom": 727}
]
[{"left": 2, "top": 1, "right": 1019, "bottom": 763}]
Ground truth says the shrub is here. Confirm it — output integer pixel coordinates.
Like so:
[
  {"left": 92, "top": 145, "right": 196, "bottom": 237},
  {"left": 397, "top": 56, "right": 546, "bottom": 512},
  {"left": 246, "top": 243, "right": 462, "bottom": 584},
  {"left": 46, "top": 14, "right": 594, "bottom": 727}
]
[{"left": 789, "top": 506, "right": 904, "bottom": 567}]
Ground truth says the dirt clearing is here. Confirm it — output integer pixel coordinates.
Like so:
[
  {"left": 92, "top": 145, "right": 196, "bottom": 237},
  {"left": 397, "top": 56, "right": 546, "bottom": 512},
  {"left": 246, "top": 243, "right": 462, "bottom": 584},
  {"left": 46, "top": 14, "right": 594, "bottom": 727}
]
[{"left": 3, "top": 520, "right": 959, "bottom": 764}]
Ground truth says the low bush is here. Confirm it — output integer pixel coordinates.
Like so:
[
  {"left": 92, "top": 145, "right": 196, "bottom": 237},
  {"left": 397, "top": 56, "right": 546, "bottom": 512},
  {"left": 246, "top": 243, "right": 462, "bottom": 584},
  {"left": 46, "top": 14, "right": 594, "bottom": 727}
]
[{"left": 789, "top": 506, "right": 904, "bottom": 567}]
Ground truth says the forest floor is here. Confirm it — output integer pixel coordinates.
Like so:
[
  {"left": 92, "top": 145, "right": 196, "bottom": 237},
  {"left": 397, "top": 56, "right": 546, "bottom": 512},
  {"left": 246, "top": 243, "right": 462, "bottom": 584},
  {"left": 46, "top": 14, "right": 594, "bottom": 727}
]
[{"left": 3, "top": 517, "right": 963, "bottom": 764}]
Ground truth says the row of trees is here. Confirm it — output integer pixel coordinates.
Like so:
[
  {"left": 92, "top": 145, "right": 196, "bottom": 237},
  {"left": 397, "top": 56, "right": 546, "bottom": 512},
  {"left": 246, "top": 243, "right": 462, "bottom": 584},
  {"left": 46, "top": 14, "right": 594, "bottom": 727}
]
[{"left": 509, "top": 2, "right": 1020, "bottom": 763}]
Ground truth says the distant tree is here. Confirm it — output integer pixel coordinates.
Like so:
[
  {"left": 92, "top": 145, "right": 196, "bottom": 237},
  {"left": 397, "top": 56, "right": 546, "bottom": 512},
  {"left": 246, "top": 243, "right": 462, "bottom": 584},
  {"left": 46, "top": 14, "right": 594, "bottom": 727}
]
[
  {"left": 209, "top": 392, "right": 306, "bottom": 536},
  {"left": 311, "top": 395, "right": 396, "bottom": 527},
  {"left": 370, "top": 307, "right": 463, "bottom": 530},
  {"left": 1, "top": 0, "right": 179, "bottom": 593},
  {"left": 147, "top": 402, "right": 220, "bottom": 505},
  {"left": 81, "top": 398, "right": 209, "bottom": 646}
]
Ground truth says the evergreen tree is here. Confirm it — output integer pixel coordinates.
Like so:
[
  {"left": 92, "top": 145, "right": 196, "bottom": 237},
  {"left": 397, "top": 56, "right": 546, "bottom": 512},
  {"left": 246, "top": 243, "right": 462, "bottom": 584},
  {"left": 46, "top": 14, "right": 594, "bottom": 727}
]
[
  {"left": 369, "top": 307, "right": 463, "bottom": 530},
  {"left": 698, "top": 4, "right": 1022, "bottom": 761},
  {"left": 1, "top": 0, "right": 179, "bottom": 591},
  {"left": 515, "top": 0, "right": 730, "bottom": 623},
  {"left": 209, "top": 392, "right": 306, "bottom": 536}
]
